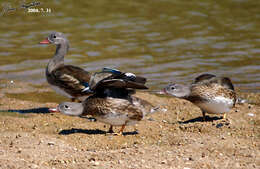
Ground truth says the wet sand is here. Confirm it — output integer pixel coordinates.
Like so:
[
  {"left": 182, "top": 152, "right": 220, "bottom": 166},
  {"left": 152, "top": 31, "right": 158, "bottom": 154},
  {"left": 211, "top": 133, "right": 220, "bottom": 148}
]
[{"left": 0, "top": 79, "right": 259, "bottom": 169}]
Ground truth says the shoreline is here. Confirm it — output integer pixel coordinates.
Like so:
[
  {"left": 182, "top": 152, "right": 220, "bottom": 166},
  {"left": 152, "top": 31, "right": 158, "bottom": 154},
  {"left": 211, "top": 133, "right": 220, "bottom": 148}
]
[{"left": 0, "top": 79, "right": 259, "bottom": 168}]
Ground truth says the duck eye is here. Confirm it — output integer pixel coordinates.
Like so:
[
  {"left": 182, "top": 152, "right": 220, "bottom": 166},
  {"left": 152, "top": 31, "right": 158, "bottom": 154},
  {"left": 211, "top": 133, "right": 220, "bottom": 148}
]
[
  {"left": 64, "top": 105, "right": 69, "bottom": 109},
  {"left": 170, "top": 86, "right": 175, "bottom": 90},
  {"left": 53, "top": 35, "right": 56, "bottom": 38}
]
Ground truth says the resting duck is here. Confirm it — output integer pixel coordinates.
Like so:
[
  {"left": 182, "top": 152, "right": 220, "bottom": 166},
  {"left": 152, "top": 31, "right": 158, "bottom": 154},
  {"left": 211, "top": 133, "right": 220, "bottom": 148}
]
[
  {"left": 58, "top": 86, "right": 157, "bottom": 135},
  {"left": 40, "top": 32, "right": 148, "bottom": 102},
  {"left": 163, "top": 73, "right": 236, "bottom": 121}
]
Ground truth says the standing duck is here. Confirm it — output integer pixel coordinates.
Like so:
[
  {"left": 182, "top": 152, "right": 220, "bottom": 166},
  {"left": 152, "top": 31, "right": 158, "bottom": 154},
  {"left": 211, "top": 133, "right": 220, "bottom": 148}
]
[
  {"left": 163, "top": 73, "right": 236, "bottom": 121},
  {"left": 56, "top": 71, "right": 156, "bottom": 135},
  {"left": 40, "top": 32, "right": 92, "bottom": 102},
  {"left": 40, "top": 32, "right": 147, "bottom": 102},
  {"left": 57, "top": 87, "right": 157, "bottom": 135}
]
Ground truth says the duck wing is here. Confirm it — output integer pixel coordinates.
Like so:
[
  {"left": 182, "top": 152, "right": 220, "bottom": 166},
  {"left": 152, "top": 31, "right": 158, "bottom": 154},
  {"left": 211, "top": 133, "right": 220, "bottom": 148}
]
[
  {"left": 192, "top": 73, "right": 216, "bottom": 84},
  {"left": 48, "top": 65, "right": 93, "bottom": 95},
  {"left": 89, "top": 68, "right": 148, "bottom": 91}
]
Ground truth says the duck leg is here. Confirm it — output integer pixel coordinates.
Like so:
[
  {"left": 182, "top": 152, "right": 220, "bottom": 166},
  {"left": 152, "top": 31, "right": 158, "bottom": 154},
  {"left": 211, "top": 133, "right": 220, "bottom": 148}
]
[
  {"left": 202, "top": 111, "right": 206, "bottom": 121},
  {"left": 119, "top": 124, "right": 126, "bottom": 135},
  {"left": 114, "top": 125, "right": 126, "bottom": 136},
  {"left": 223, "top": 113, "right": 227, "bottom": 119},
  {"left": 107, "top": 125, "right": 114, "bottom": 133}
]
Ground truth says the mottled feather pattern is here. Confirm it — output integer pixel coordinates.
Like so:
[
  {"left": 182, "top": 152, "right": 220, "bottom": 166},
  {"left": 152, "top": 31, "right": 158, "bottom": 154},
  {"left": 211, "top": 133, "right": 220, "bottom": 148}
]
[
  {"left": 188, "top": 83, "right": 236, "bottom": 106},
  {"left": 82, "top": 96, "right": 154, "bottom": 122}
]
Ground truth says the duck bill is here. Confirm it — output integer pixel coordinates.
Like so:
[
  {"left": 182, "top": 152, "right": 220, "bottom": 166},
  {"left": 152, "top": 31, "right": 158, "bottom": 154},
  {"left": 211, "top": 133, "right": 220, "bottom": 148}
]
[
  {"left": 162, "top": 88, "right": 167, "bottom": 94},
  {"left": 48, "top": 107, "right": 59, "bottom": 113},
  {"left": 39, "top": 38, "right": 50, "bottom": 44}
]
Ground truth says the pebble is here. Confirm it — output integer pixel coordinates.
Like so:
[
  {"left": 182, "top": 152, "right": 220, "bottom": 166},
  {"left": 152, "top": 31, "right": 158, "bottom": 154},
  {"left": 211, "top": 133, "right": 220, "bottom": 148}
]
[
  {"left": 248, "top": 113, "right": 255, "bottom": 117},
  {"left": 162, "top": 120, "right": 167, "bottom": 123},
  {"left": 161, "top": 108, "right": 168, "bottom": 112},
  {"left": 216, "top": 123, "right": 224, "bottom": 128},
  {"left": 91, "top": 161, "right": 100, "bottom": 166},
  {"left": 47, "top": 142, "right": 55, "bottom": 146},
  {"left": 161, "top": 160, "right": 167, "bottom": 164}
]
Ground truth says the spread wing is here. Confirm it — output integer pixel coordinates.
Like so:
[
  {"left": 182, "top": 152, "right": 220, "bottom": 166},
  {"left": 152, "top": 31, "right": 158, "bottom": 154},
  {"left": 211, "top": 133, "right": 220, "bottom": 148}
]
[{"left": 89, "top": 68, "right": 148, "bottom": 91}]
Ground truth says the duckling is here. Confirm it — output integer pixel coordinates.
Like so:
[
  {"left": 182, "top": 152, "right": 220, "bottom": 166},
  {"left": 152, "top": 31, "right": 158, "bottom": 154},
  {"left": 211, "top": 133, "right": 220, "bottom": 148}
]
[{"left": 164, "top": 74, "right": 236, "bottom": 121}]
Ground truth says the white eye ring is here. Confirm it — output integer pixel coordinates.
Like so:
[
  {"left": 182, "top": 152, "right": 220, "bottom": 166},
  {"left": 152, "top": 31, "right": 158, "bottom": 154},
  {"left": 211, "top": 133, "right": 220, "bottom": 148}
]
[{"left": 64, "top": 105, "right": 70, "bottom": 109}]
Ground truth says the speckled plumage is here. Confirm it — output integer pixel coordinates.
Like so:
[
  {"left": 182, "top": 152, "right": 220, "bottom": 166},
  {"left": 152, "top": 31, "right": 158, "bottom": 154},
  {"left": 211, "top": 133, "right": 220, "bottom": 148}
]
[
  {"left": 164, "top": 73, "right": 236, "bottom": 120},
  {"left": 58, "top": 95, "right": 156, "bottom": 135}
]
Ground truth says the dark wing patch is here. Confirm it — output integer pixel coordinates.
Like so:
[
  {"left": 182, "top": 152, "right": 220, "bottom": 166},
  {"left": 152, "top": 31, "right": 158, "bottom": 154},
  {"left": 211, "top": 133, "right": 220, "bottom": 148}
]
[
  {"left": 193, "top": 73, "right": 216, "bottom": 84},
  {"left": 220, "top": 77, "right": 234, "bottom": 91},
  {"left": 48, "top": 65, "right": 92, "bottom": 96},
  {"left": 89, "top": 69, "right": 148, "bottom": 91}
]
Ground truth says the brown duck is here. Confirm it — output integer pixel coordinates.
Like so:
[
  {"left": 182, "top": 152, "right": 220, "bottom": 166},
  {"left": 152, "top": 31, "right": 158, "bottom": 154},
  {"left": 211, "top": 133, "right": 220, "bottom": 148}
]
[
  {"left": 163, "top": 73, "right": 236, "bottom": 121},
  {"left": 40, "top": 32, "right": 148, "bottom": 102}
]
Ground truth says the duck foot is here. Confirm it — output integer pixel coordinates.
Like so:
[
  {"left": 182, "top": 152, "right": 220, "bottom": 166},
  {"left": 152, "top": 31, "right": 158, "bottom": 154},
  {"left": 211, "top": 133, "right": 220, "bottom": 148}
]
[{"left": 112, "top": 132, "right": 123, "bottom": 136}]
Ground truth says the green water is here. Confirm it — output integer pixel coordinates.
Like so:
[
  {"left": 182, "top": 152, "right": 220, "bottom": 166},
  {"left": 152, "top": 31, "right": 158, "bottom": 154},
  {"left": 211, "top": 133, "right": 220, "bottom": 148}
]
[{"left": 0, "top": 0, "right": 260, "bottom": 92}]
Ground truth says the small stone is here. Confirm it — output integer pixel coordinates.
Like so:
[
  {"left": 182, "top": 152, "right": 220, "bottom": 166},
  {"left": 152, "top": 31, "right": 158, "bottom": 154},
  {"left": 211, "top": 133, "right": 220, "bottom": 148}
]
[
  {"left": 92, "top": 161, "right": 100, "bottom": 166},
  {"left": 161, "top": 108, "right": 167, "bottom": 112},
  {"left": 48, "top": 142, "right": 55, "bottom": 146},
  {"left": 161, "top": 160, "right": 167, "bottom": 164},
  {"left": 201, "top": 152, "right": 205, "bottom": 157},
  {"left": 32, "top": 125, "right": 37, "bottom": 129},
  {"left": 248, "top": 113, "right": 255, "bottom": 117},
  {"left": 216, "top": 123, "right": 223, "bottom": 128},
  {"left": 15, "top": 134, "right": 21, "bottom": 138},
  {"left": 147, "top": 117, "right": 154, "bottom": 121}
]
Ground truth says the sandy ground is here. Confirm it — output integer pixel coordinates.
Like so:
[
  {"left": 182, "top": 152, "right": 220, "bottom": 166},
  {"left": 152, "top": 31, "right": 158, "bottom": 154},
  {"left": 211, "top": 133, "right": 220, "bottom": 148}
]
[{"left": 0, "top": 79, "right": 259, "bottom": 169}]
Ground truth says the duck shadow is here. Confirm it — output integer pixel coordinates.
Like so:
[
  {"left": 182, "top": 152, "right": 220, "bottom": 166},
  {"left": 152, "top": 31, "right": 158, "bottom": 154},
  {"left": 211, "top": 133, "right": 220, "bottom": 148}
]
[
  {"left": 59, "top": 128, "right": 138, "bottom": 136},
  {"left": 0, "top": 107, "right": 52, "bottom": 114},
  {"left": 179, "top": 116, "right": 222, "bottom": 124}
]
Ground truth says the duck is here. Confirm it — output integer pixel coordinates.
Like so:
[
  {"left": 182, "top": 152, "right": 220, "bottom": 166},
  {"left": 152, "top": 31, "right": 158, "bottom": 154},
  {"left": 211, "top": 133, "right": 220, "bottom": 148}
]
[
  {"left": 163, "top": 73, "right": 236, "bottom": 121},
  {"left": 40, "top": 32, "right": 148, "bottom": 102},
  {"left": 56, "top": 70, "right": 156, "bottom": 135},
  {"left": 57, "top": 89, "right": 158, "bottom": 135}
]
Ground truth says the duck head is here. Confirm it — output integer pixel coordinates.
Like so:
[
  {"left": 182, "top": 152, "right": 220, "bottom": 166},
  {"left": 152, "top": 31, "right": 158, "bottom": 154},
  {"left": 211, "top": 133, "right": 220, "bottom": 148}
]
[
  {"left": 57, "top": 102, "right": 84, "bottom": 116},
  {"left": 40, "top": 32, "right": 68, "bottom": 45},
  {"left": 163, "top": 83, "right": 191, "bottom": 98}
]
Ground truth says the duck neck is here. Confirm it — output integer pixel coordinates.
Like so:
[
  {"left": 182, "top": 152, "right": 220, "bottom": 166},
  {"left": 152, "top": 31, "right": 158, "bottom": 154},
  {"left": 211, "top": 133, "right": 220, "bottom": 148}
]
[
  {"left": 178, "top": 86, "right": 192, "bottom": 99},
  {"left": 47, "top": 42, "right": 69, "bottom": 73}
]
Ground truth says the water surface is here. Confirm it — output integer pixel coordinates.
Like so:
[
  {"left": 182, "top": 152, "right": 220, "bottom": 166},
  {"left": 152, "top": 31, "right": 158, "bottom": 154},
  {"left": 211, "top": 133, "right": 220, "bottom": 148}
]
[{"left": 0, "top": 0, "right": 259, "bottom": 92}]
